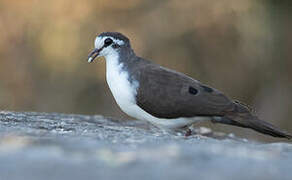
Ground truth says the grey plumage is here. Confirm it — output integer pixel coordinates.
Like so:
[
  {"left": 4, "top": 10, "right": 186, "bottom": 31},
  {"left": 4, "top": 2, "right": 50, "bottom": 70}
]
[
  {"left": 130, "top": 56, "right": 292, "bottom": 139},
  {"left": 88, "top": 32, "right": 292, "bottom": 139}
]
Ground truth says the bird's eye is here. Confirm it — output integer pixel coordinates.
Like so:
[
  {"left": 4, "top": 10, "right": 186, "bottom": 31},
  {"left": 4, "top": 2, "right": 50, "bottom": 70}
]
[{"left": 104, "top": 38, "right": 113, "bottom": 47}]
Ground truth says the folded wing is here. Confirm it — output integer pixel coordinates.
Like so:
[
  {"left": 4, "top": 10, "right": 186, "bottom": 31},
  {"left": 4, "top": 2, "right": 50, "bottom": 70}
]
[{"left": 135, "top": 64, "right": 236, "bottom": 119}]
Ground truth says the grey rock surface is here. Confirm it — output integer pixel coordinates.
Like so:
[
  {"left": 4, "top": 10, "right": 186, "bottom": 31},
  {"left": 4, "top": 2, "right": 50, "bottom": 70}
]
[{"left": 0, "top": 111, "right": 291, "bottom": 180}]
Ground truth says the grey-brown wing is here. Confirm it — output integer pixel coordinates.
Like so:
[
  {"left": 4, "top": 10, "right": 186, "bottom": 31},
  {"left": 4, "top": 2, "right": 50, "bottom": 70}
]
[{"left": 135, "top": 64, "right": 236, "bottom": 119}]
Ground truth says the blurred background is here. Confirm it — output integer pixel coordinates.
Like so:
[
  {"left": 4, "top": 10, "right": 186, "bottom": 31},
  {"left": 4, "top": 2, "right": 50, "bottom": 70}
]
[{"left": 0, "top": 0, "right": 291, "bottom": 141}]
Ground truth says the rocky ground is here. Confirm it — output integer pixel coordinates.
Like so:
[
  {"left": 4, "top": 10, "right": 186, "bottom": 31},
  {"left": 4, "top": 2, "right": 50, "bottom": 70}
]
[{"left": 0, "top": 111, "right": 291, "bottom": 180}]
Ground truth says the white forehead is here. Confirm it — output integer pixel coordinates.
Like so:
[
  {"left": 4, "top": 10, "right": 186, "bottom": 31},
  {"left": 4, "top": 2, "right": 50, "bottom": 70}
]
[{"left": 94, "top": 36, "right": 125, "bottom": 48}]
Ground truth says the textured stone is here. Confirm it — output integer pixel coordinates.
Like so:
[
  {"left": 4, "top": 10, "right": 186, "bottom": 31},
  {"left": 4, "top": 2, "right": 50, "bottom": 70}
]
[{"left": 0, "top": 111, "right": 291, "bottom": 180}]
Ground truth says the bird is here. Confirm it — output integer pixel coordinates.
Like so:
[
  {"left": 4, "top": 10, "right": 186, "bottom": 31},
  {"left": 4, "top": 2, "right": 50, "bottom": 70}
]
[{"left": 87, "top": 32, "right": 292, "bottom": 139}]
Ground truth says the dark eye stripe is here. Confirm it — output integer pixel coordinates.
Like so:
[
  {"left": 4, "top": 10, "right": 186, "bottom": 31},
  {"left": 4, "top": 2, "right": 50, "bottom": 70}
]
[{"left": 104, "top": 38, "right": 113, "bottom": 47}]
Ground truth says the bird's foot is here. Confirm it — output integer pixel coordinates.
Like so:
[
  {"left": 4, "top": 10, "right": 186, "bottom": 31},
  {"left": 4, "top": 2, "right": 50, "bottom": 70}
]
[{"left": 185, "top": 128, "right": 192, "bottom": 137}]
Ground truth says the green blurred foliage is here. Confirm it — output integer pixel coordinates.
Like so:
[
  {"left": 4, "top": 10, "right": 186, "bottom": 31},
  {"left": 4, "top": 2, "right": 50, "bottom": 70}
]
[{"left": 0, "top": 0, "right": 291, "bottom": 141}]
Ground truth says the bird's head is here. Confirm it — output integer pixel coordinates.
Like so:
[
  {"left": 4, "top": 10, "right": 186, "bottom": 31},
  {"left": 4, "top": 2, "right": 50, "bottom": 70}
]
[{"left": 87, "top": 32, "right": 130, "bottom": 63}]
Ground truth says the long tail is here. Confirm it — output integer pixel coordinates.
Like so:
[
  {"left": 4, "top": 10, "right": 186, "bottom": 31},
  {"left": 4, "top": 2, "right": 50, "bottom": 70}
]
[{"left": 212, "top": 112, "right": 292, "bottom": 139}]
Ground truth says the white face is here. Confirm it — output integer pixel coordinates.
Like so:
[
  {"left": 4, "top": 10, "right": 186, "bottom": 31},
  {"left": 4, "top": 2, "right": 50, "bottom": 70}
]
[
  {"left": 94, "top": 36, "right": 124, "bottom": 57},
  {"left": 88, "top": 35, "right": 126, "bottom": 63}
]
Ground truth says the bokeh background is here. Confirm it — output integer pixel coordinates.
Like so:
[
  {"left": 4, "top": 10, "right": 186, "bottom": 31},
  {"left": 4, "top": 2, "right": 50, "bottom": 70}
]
[{"left": 0, "top": 0, "right": 291, "bottom": 141}]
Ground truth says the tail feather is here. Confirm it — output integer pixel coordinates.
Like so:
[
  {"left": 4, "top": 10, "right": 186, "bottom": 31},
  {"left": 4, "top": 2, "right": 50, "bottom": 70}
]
[
  {"left": 243, "top": 117, "right": 292, "bottom": 139},
  {"left": 213, "top": 114, "right": 292, "bottom": 139}
]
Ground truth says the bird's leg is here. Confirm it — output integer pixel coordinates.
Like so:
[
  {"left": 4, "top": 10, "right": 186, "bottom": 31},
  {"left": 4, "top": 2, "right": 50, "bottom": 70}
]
[
  {"left": 185, "top": 128, "right": 192, "bottom": 137},
  {"left": 184, "top": 124, "right": 202, "bottom": 137}
]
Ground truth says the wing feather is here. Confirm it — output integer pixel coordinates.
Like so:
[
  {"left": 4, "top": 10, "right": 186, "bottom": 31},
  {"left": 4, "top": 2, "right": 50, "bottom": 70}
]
[{"left": 135, "top": 64, "right": 235, "bottom": 119}]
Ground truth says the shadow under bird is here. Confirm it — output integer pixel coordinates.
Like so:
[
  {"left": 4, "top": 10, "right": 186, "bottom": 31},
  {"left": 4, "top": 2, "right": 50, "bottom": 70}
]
[{"left": 87, "top": 32, "right": 291, "bottom": 139}]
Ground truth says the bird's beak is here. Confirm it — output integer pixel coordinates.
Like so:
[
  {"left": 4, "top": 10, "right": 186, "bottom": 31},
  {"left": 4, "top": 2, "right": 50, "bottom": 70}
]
[{"left": 87, "top": 48, "right": 101, "bottom": 63}]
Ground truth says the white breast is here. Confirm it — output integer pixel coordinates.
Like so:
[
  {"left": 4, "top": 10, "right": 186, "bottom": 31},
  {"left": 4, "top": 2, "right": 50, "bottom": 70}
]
[
  {"left": 105, "top": 53, "right": 211, "bottom": 129},
  {"left": 105, "top": 53, "right": 138, "bottom": 114}
]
